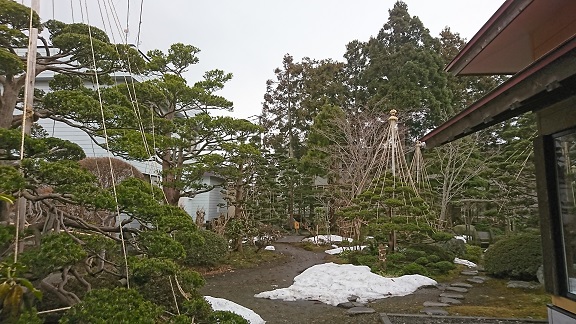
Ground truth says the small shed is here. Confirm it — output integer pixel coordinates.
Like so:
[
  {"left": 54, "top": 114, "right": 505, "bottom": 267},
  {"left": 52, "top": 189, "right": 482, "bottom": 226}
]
[{"left": 421, "top": 0, "right": 576, "bottom": 322}]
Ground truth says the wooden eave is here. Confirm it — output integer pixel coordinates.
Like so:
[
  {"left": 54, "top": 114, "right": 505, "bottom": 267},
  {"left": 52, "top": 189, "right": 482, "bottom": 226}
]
[{"left": 420, "top": 36, "right": 576, "bottom": 148}]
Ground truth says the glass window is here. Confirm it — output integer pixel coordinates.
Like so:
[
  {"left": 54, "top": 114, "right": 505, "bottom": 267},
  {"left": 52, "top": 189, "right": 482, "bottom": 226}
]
[{"left": 555, "top": 131, "right": 576, "bottom": 295}]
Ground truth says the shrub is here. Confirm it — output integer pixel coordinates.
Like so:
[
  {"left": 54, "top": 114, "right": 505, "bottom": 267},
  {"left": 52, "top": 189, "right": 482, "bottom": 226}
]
[
  {"left": 464, "top": 244, "right": 483, "bottom": 263},
  {"left": 356, "top": 254, "right": 379, "bottom": 267},
  {"left": 415, "top": 257, "right": 429, "bottom": 265},
  {"left": 403, "top": 248, "right": 427, "bottom": 261},
  {"left": 410, "top": 243, "right": 454, "bottom": 262},
  {"left": 433, "top": 261, "right": 456, "bottom": 273},
  {"left": 435, "top": 238, "right": 466, "bottom": 258},
  {"left": 427, "top": 254, "right": 440, "bottom": 263},
  {"left": 181, "top": 230, "right": 228, "bottom": 266},
  {"left": 60, "top": 288, "right": 163, "bottom": 324},
  {"left": 484, "top": 232, "right": 542, "bottom": 280},
  {"left": 431, "top": 231, "right": 454, "bottom": 242},
  {"left": 401, "top": 262, "right": 428, "bottom": 276},
  {"left": 386, "top": 253, "right": 405, "bottom": 263},
  {"left": 208, "top": 311, "right": 249, "bottom": 324}
]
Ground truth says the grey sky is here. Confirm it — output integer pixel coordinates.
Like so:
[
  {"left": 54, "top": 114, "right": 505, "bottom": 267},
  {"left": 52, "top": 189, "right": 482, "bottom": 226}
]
[{"left": 33, "top": 0, "right": 504, "bottom": 120}]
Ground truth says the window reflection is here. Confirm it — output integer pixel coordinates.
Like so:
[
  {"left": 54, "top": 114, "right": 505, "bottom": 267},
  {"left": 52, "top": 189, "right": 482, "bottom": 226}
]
[{"left": 555, "top": 132, "right": 576, "bottom": 295}]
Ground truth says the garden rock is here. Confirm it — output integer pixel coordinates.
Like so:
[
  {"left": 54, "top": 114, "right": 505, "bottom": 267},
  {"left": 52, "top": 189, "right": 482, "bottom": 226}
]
[
  {"left": 507, "top": 280, "right": 541, "bottom": 289},
  {"left": 439, "top": 297, "right": 462, "bottom": 305},
  {"left": 537, "top": 265, "right": 545, "bottom": 285},
  {"left": 467, "top": 278, "right": 485, "bottom": 284},
  {"left": 347, "top": 295, "right": 359, "bottom": 302},
  {"left": 451, "top": 282, "right": 473, "bottom": 288},
  {"left": 346, "top": 307, "right": 375, "bottom": 315},
  {"left": 420, "top": 307, "right": 449, "bottom": 316},
  {"left": 439, "top": 292, "right": 465, "bottom": 299},
  {"left": 445, "top": 286, "right": 468, "bottom": 293},
  {"left": 461, "top": 270, "right": 478, "bottom": 276},
  {"left": 337, "top": 302, "right": 355, "bottom": 309},
  {"left": 423, "top": 301, "right": 449, "bottom": 307}
]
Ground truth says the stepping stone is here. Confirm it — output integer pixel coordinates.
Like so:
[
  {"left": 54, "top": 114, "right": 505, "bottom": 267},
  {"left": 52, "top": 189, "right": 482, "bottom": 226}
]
[
  {"left": 461, "top": 270, "right": 478, "bottom": 276},
  {"left": 467, "top": 278, "right": 485, "bottom": 284},
  {"left": 451, "top": 282, "right": 473, "bottom": 288},
  {"left": 346, "top": 307, "right": 375, "bottom": 315},
  {"left": 420, "top": 307, "right": 449, "bottom": 316},
  {"left": 445, "top": 286, "right": 468, "bottom": 293},
  {"left": 439, "top": 297, "right": 462, "bottom": 305},
  {"left": 351, "top": 302, "right": 366, "bottom": 307},
  {"left": 440, "top": 292, "right": 465, "bottom": 299},
  {"left": 507, "top": 280, "right": 540, "bottom": 289},
  {"left": 473, "top": 276, "right": 488, "bottom": 281},
  {"left": 337, "top": 302, "right": 355, "bottom": 309},
  {"left": 347, "top": 295, "right": 359, "bottom": 302},
  {"left": 423, "top": 301, "right": 449, "bottom": 307}
]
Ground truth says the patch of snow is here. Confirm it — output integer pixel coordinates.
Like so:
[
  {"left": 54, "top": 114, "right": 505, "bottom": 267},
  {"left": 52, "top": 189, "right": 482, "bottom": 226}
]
[
  {"left": 324, "top": 246, "right": 367, "bottom": 255},
  {"left": 254, "top": 262, "right": 436, "bottom": 306},
  {"left": 454, "top": 257, "right": 477, "bottom": 268},
  {"left": 264, "top": 245, "right": 275, "bottom": 251},
  {"left": 302, "top": 235, "right": 353, "bottom": 244},
  {"left": 454, "top": 235, "right": 468, "bottom": 243},
  {"left": 205, "top": 296, "right": 265, "bottom": 324}
]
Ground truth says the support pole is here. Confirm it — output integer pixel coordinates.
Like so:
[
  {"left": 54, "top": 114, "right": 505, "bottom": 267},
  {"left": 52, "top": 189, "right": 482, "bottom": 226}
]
[{"left": 16, "top": 0, "right": 39, "bottom": 257}]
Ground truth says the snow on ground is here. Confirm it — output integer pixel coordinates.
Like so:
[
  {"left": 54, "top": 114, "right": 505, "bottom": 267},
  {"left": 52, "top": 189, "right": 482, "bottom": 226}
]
[
  {"left": 302, "top": 235, "right": 353, "bottom": 244},
  {"left": 454, "top": 257, "right": 477, "bottom": 268},
  {"left": 454, "top": 235, "right": 467, "bottom": 243},
  {"left": 264, "top": 245, "right": 275, "bottom": 251},
  {"left": 205, "top": 296, "right": 265, "bottom": 324},
  {"left": 254, "top": 262, "right": 436, "bottom": 306},
  {"left": 324, "top": 245, "right": 367, "bottom": 255}
]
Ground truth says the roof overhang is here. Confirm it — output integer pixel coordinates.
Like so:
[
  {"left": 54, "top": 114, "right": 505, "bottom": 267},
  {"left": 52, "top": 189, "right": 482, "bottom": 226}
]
[
  {"left": 421, "top": 36, "right": 576, "bottom": 148},
  {"left": 447, "top": 0, "right": 576, "bottom": 75}
]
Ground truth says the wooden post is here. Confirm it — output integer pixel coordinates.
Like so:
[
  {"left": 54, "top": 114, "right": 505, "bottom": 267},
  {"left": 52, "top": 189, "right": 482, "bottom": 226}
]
[{"left": 16, "top": 0, "right": 39, "bottom": 256}]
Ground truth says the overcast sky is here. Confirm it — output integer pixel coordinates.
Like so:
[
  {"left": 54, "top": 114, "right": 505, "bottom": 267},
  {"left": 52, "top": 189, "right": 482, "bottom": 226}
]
[{"left": 32, "top": 0, "right": 504, "bottom": 120}]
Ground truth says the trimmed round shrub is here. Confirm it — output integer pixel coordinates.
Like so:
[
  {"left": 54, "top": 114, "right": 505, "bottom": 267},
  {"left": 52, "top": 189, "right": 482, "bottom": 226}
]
[
  {"left": 464, "top": 244, "right": 483, "bottom": 263},
  {"left": 404, "top": 248, "right": 427, "bottom": 260},
  {"left": 410, "top": 243, "right": 454, "bottom": 262},
  {"left": 484, "top": 232, "right": 542, "bottom": 280},
  {"left": 431, "top": 231, "right": 454, "bottom": 242},
  {"left": 181, "top": 230, "right": 228, "bottom": 266},
  {"left": 432, "top": 261, "right": 456, "bottom": 273},
  {"left": 415, "top": 256, "right": 429, "bottom": 265},
  {"left": 401, "top": 262, "right": 428, "bottom": 276},
  {"left": 435, "top": 238, "right": 466, "bottom": 258},
  {"left": 427, "top": 254, "right": 441, "bottom": 263},
  {"left": 208, "top": 311, "right": 249, "bottom": 324},
  {"left": 387, "top": 253, "right": 405, "bottom": 263}
]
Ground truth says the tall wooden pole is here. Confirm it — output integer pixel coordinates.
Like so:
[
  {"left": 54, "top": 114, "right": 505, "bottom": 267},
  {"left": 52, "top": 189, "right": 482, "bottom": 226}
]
[{"left": 16, "top": 0, "right": 39, "bottom": 257}]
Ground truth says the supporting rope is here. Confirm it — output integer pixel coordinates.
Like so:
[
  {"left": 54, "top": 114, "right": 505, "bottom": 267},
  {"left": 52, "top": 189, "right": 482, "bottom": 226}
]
[{"left": 83, "top": 0, "right": 130, "bottom": 288}]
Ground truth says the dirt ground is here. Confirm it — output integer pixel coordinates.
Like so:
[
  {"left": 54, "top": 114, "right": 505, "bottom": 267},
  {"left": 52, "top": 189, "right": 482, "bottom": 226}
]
[{"left": 200, "top": 237, "right": 547, "bottom": 324}]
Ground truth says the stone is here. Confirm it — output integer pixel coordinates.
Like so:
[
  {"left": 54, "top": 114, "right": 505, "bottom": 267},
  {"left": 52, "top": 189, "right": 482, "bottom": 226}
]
[
  {"left": 445, "top": 286, "right": 468, "bottom": 293},
  {"left": 537, "top": 265, "right": 545, "bottom": 285},
  {"left": 473, "top": 276, "right": 488, "bottom": 281},
  {"left": 466, "top": 278, "right": 485, "bottom": 284},
  {"left": 439, "top": 292, "right": 465, "bottom": 299},
  {"left": 346, "top": 307, "right": 375, "bottom": 315},
  {"left": 461, "top": 270, "right": 478, "bottom": 276},
  {"left": 337, "top": 302, "right": 355, "bottom": 309},
  {"left": 423, "top": 301, "right": 449, "bottom": 307},
  {"left": 451, "top": 282, "right": 473, "bottom": 288},
  {"left": 347, "top": 295, "right": 359, "bottom": 302},
  {"left": 351, "top": 301, "right": 366, "bottom": 307},
  {"left": 439, "top": 297, "right": 462, "bottom": 305},
  {"left": 420, "top": 307, "right": 449, "bottom": 316},
  {"left": 507, "top": 280, "right": 541, "bottom": 289}
]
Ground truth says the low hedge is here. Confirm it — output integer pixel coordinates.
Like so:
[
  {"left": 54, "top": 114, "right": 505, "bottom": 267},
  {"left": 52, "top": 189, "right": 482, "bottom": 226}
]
[{"left": 484, "top": 232, "right": 542, "bottom": 280}]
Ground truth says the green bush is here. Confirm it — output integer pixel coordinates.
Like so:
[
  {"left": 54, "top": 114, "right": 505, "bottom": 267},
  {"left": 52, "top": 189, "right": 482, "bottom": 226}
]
[
  {"left": 356, "top": 254, "right": 379, "bottom": 266},
  {"left": 431, "top": 231, "right": 454, "bottom": 242},
  {"left": 484, "top": 232, "right": 542, "bottom": 280},
  {"left": 428, "top": 254, "right": 440, "bottom": 263},
  {"left": 415, "top": 256, "right": 429, "bottom": 265},
  {"left": 401, "top": 262, "right": 428, "bottom": 276},
  {"left": 180, "top": 230, "right": 228, "bottom": 266},
  {"left": 432, "top": 261, "right": 456, "bottom": 273},
  {"left": 410, "top": 243, "right": 454, "bottom": 262},
  {"left": 435, "top": 238, "right": 466, "bottom": 258},
  {"left": 386, "top": 253, "right": 405, "bottom": 263},
  {"left": 464, "top": 244, "right": 483, "bottom": 263},
  {"left": 208, "top": 311, "right": 249, "bottom": 324},
  {"left": 403, "top": 248, "right": 427, "bottom": 261},
  {"left": 60, "top": 288, "right": 163, "bottom": 324}
]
